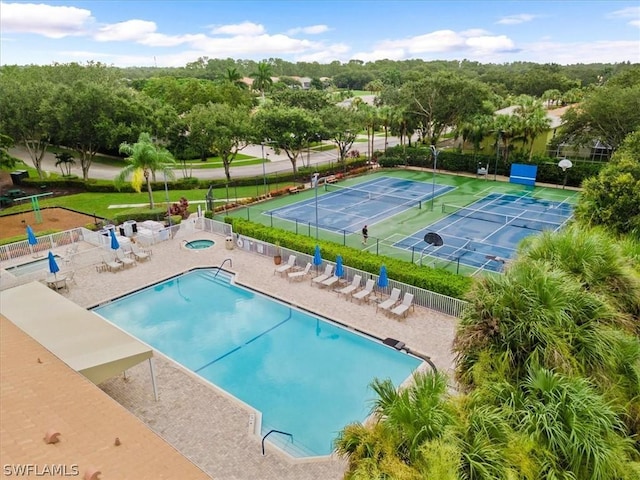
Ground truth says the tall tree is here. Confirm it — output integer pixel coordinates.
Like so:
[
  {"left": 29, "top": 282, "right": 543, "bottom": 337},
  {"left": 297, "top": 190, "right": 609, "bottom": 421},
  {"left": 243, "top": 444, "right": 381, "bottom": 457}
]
[
  {"left": 116, "top": 132, "right": 176, "bottom": 209},
  {"left": 559, "top": 82, "right": 640, "bottom": 152},
  {"left": 574, "top": 131, "right": 640, "bottom": 235},
  {"left": 320, "top": 106, "right": 361, "bottom": 163},
  {"left": 513, "top": 96, "right": 551, "bottom": 160},
  {"left": 0, "top": 67, "right": 55, "bottom": 179},
  {"left": 250, "top": 61, "right": 274, "bottom": 99},
  {"left": 252, "top": 106, "right": 321, "bottom": 175}
]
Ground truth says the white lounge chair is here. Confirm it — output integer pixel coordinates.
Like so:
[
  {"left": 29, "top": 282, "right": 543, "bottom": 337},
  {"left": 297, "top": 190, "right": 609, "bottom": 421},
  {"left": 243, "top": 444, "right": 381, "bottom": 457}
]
[
  {"left": 351, "top": 279, "right": 375, "bottom": 303},
  {"left": 102, "top": 256, "right": 123, "bottom": 272},
  {"left": 130, "top": 243, "right": 151, "bottom": 261},
  {"left": 337, "top": 275, "right": 361, "bottom": 297},
  {"left": 274, "top": 255, "right": 296, "bottom": 276},
  {"left": 116, "top": 249, "right": 136, "bottom": 268},
  {"left": 321, "top": 270, "right": 342, "bottom": 288},
  {"left": 288, "top": 262, "right": 312, "bottom": 282},
  {"left": 312, "top": 265, "right": 333, "bottom": 286},
  {"left": 390, "top": 293, "right": 415, "bottom": 319},
  {"left": 377, "top": 288, "right": 401, "bottom": 313}
]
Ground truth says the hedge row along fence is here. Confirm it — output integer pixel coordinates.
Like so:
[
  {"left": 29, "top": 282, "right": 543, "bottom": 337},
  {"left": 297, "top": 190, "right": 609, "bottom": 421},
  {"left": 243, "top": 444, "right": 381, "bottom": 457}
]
[
  {"left": 224, "top": 217, "right": 472, "bottom": 300},
  {"left": 377, "top": 145, "right": 605, "bottom": 188}
]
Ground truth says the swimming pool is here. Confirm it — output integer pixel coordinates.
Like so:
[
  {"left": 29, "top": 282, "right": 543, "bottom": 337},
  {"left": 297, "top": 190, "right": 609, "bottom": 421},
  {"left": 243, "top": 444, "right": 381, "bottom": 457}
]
[
  {"left": 5, "top": 254, "right": 62, "bottom": 277},
  {"left": 184, "top": 239, "right": 215, "bottom": 249},
  {"left": 93, "top": 269, "right": 421, "bottom": 457}
]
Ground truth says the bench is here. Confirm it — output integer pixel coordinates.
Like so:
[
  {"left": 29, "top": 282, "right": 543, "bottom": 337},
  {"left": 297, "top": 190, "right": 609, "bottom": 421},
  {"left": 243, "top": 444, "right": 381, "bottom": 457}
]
[{"left": 324, "top": 175, "right": 338, "bottom": 184}]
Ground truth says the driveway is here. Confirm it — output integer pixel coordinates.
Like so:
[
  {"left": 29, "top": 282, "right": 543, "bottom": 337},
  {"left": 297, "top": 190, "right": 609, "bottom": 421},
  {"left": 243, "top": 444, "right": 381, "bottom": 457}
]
[{"left": 9, "top": 135, "right": 401, "bottom": 182}]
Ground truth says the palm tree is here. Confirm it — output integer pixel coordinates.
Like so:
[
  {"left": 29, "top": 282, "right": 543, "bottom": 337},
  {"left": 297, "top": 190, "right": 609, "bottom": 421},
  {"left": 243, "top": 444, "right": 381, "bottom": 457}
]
[
  {"left": 492, "top": 367, "right": 633, "bottom": 480},
  {"left": 54, "top": 151, "right": 75, "bottom": 176},
  {"left": 249, "top": 61, "right": 273, "bottom": 99},
  {"left": 514, "top": 97, "right": 551, "bottom": 160},
  {"left": 223, "top": 67, "right": 246, "bottom": 89},
  {"left": 116, "top": 132, "right": 176, "bottom": 209},
  {"left": 453, "top": 258, "right": 621, "bottom": 389},
  {"left": 518, "top": 226, "right": 640, "bottom": 330}
]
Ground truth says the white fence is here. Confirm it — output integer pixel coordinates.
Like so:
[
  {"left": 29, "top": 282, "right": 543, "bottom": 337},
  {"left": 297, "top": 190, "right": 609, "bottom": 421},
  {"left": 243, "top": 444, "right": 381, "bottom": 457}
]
[{"left": 0, "top": 218, "right": 468, "bottom": 317}]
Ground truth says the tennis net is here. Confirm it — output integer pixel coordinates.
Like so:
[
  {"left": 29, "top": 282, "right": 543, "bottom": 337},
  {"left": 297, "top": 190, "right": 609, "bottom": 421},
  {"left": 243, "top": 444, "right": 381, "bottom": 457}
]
[
  {"left": 325, "top": 184, "right": 424, "bottom": 208},
  {"left": 442, "top": 204, "right": 565, "bottom": 231}
]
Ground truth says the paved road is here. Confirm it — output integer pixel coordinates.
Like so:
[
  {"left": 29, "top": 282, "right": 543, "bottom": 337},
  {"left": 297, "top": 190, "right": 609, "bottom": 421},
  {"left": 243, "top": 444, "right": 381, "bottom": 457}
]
[{"left": 9, "top": 135, "right": 401, "bottom": 182}]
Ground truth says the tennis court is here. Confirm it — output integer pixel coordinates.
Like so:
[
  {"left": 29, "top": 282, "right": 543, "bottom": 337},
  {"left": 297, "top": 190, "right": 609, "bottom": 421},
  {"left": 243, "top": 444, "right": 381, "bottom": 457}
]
[
  {"left": 393, "top": 192, "right": 574, "bottom": 272},
  {"left": 265, "top": 177, "right": 454, "bottom": 234}
]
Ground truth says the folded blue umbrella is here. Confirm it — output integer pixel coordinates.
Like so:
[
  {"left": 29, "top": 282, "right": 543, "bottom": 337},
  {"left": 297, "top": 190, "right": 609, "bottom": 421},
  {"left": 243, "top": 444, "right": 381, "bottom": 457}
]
[
  {"left": 313, "top": 245, "right": 322, "bottom": 273},
  {"left": 26, "top": 225, "right": 37, "bottom": 246},
  {"left": 109, "top": 229, "right": 120, "bottom": 251},
  {"left": 48, "top": 251, "right": 60, "bottom": 278},
  {"left": 335, "top": 255, "right": 344, "bottom": 277},
  {"left": 377, "top": 265, "right": 388, "bottom": 289}
]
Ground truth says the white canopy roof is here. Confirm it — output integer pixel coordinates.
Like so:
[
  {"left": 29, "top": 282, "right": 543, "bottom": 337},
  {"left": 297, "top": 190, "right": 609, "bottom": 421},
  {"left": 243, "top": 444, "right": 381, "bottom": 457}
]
[{"left": 0, "top": 282, "right": 154, "bottom": 386}]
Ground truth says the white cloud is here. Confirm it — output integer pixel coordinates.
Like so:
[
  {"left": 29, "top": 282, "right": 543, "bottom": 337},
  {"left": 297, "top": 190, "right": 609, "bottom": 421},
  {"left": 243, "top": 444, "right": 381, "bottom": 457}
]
[
  {"left": 523, "top": 39, "right": 640, "bottom": 64},
  {"left": 210, "top": 21, "right": 265, "bottom": 36},
  {"left": 286, "top": 24, "right": 330, "bottom": 35},
  {"left": 496, "top": 14, "right": 536, "bottom": 25},
  {"left": 296, "top": 43, "right": 350, "bottom": 63},
  {"left": 94, "top": 20, "right": 205, "bottom": 47},
  {"left": 607, "top": 6, "right": 640, "bottom": 27},
  {"left": 357, "top": 29, "right": 517, "bottom": 61},
  {"left": 0, "top": 1, "right": 93, "bottom": 38},
  {"left": 465, "top": 35, "right": 516, "bottom": 55}
]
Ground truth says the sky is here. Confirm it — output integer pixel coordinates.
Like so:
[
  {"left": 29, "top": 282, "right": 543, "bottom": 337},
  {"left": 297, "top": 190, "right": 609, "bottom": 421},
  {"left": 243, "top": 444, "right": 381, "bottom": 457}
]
[{"left": 1, "top": 1, "right": 639, "bottom": 67}]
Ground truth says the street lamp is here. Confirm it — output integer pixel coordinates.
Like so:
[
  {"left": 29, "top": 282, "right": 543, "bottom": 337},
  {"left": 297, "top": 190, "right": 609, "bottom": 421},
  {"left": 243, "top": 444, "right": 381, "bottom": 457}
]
[
  {"left": 261, "top": 144, "right": 268, "bottom": 197},
  {"left": 164, "top": 169, "right": 172, "bottom": 227},
  {"left": 312, "top": 172, "right": 319, "bottom": 240},
  {"left": 430, "top": 145, "right": 439, "bottom": 211}
]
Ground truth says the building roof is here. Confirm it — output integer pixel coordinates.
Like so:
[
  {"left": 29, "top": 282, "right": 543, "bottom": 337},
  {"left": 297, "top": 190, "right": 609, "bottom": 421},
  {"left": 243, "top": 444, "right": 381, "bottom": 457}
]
[
  {"left": 0, "top": 314, "right": 210, "bottom": 479},
  {"left": 0, "top": 282, "right": 152, "bottom": 385},
  {"left": 495, "top": 104, "right": 571, "bottom": 129}
]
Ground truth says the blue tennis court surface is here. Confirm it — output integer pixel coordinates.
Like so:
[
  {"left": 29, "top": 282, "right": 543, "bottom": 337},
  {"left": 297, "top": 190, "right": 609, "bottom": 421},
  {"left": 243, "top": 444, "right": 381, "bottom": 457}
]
[
  {"left": 395, "top": 193, "right": 574, "bottom": 272},
  {"left": 265, "top": 177, "right": 454, "bottom": 234}
]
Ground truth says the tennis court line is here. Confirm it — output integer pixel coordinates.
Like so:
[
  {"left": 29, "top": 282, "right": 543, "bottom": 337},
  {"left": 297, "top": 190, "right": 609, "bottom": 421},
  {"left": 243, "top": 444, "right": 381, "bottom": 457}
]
[{"left": 473, "top": 186, "right": 495, "bottom": 198}]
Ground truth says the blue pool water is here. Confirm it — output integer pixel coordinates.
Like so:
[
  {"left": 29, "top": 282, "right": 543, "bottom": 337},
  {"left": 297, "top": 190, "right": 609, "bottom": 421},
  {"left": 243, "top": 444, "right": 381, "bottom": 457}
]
[
  {"left": 93, "top": 269, "right": 421, "bottom": 457},
  {"left": 184, "top": 239, "right": 215, "bottom": 249},
  {"left": 6, "top": 254, "right": 62, "bottom": 277}
]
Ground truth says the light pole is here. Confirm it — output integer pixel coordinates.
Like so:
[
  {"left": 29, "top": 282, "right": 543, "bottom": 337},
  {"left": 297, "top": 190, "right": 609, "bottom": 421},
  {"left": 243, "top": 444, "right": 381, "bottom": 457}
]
[
  {"left": 164, "top": 169, "right": 172, "bottom": 227},
  {"left": 494, "top": 131, "right": 501, "bottom": 181},
  {"left": 312, "top": 172, "right": 319, "bottom": 240},
  {"left": 430, "top": 145, "right": 439, "bottom": 211},
  {"left": 261, "top": 144, "right": 267, "bottom": 197}
]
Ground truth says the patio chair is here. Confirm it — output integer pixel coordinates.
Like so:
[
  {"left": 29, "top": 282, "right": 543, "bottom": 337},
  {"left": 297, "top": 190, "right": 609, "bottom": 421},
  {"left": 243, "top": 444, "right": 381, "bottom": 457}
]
[
  {"left": 116, "top": 249, "right": 136, "bottom": 268},
  {"left": 288, "top": 262, "right": 312, "bottom": 282},
  {"left": 351, "top": 279, "right": 375, "bottom": 304},
  {"left": 130, "top": 243, "right": 151, "bottom": 261},
  {"left": 63, "top": 270, "right": 76, "bottom": 285},
  {"left": 311, "top": 264, "right": 333, "bottom": 286},
  {"left": 274, "top": 255, "right": 296, "bottom": 276},
  {"left": 390, "top": 293, "right": 415, "bottom": 319},
  {"left": 321, "top": 271, "right": 342, "bottom": 288},
  {"left": 102, "top": 256, "right": 123, "bottom": 272},
  {"left": 377, "top": 288, "right": 402, "bottom": 313},
  {"left": 336, "top": 274, "right": 361, "bottom": 297}
]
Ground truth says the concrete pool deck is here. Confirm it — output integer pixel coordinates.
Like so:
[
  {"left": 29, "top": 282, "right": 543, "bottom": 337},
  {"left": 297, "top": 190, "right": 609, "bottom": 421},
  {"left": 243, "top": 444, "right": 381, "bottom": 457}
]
[{"left": 2, "top": 230, "right": 459, "bottom": 479}]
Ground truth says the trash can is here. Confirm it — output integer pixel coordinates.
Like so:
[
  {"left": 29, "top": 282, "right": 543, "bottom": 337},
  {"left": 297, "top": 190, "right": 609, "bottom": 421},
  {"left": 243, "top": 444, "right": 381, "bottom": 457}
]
[
  {"left": 225, "top": 236, "right": 234, "bottom": 250},
  {"left": 10, "top": 170, "right": 28, "bottom": 185},
  {"left": 123, "top": 220, "right": 137, "bottom": 237}
]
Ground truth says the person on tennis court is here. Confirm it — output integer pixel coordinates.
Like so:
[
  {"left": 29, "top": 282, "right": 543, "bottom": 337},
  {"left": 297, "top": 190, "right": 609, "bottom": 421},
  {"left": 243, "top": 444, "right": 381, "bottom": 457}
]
[{"left": 362, "top": 225, "right": 369, "bottom": 245}]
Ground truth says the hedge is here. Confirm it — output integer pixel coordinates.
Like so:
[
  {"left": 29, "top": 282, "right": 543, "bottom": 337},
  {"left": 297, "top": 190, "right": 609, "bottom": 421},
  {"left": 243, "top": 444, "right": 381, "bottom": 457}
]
[
  {"left": 225, "top": 217, "right": 472, "bottom": 299},
  {"left": 378, "top": 145, "right": 605, "bottom": 187}
]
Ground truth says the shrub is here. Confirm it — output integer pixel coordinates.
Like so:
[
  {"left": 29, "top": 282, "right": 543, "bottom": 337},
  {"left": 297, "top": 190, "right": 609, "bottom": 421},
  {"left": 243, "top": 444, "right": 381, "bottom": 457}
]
[{"left": 226, "top": 217, "right": 472, "bottom": 299}]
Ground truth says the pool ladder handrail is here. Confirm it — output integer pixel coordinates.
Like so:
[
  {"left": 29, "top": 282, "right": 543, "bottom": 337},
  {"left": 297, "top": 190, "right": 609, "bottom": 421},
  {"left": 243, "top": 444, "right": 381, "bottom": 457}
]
[
  {"left": 212, "top": 258, "right": 232, "bottom": 278},
  {"left": 261, "top": 429, "right": 293, "bottom": 456}
]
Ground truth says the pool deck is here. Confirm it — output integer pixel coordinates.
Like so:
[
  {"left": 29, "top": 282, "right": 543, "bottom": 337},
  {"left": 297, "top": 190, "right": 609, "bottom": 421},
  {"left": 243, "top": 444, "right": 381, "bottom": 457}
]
[{"left": 3, "top": 230, "right": 459, "bottom": 480}]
